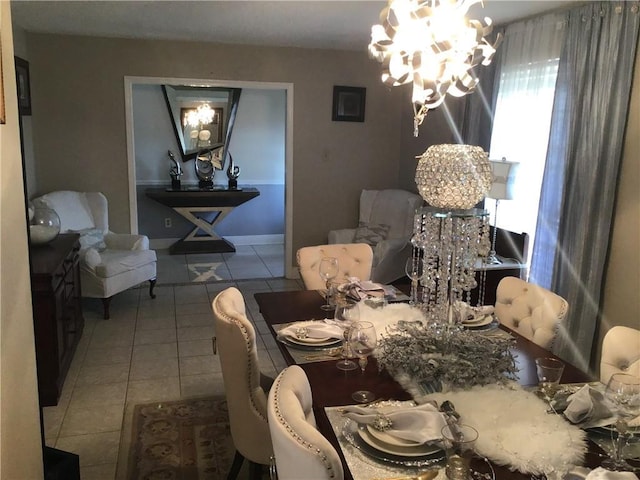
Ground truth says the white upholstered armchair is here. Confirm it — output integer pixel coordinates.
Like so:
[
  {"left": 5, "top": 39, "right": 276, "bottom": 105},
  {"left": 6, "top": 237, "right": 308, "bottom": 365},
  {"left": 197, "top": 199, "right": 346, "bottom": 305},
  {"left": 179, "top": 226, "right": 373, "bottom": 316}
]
[
  {"left": 33, "top": 191, "right": 156, "bottom": 319},
  {"left": 328, "top": 189, "right": 423, "bottom": 284},
  {"left": 494, "top": 276, "right": 568, "bottom": 349},
  {"left": 600, "top": 326, "right": 640, "bottom": 384}
]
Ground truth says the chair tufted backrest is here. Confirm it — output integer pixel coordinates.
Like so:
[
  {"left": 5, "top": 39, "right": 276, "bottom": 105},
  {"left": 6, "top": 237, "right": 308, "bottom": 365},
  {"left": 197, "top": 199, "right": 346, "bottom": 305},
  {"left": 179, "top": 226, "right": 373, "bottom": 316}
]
[
  {"left": 296, "top": 243, "right": 373, "bottom": 290},
  {"left": 494, "top": 277, "right": 568, "bottom": 349},
  {"left": 600, "top": 326, "right": 640, "bottom": 385},
  {"left": 212, "top": 287, "right": 273, "bottom": 465},
  {"left": 267, "top": 365, "right": 344, "bottom": 480}
]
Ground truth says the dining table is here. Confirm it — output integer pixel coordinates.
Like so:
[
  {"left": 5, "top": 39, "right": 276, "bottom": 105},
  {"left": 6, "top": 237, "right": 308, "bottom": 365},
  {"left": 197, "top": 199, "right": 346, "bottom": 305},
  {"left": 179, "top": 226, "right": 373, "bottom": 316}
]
[{"left": 254, "top": 289, "right": 616, "bottom": 480}]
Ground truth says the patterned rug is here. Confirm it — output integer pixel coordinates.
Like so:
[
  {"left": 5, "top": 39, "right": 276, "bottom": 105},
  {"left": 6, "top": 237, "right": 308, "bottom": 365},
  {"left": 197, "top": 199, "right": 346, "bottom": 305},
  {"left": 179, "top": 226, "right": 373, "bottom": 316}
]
[{"left": 121, "top": 396, "right": 235, "bottom": 480}]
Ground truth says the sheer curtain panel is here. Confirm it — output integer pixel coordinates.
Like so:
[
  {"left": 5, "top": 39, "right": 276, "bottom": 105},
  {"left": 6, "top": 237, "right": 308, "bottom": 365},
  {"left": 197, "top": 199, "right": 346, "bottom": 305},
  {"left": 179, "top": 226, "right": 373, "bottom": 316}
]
[{"left": 531, "top": 1, "right": 640, "bottom": 372}]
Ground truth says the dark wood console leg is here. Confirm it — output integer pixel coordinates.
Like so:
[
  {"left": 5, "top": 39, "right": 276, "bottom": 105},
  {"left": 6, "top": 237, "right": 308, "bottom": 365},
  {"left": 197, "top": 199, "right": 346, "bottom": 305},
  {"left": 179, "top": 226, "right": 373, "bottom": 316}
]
[
  {"left": 149, "top": 278, "right": 157, "bottom": 299},
  {"left": 101, "top": 297, "right": 112, "bottom": 320}
]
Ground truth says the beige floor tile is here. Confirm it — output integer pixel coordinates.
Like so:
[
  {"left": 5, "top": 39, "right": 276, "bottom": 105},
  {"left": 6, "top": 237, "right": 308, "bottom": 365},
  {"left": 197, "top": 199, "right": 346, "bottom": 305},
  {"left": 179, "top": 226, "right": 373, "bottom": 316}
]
[
  {"left": 69, "top": 382, "right": 127, "bottom": 409},
  {"left": 76, "top": 363, "right": 130, "bottom": 387},
  {"left": 42, "top": 406, "right": 65, "bottom": 444},
  {"left": 178, "top": 339, "right": 215, "bottom": 357},
  {"left": 177, "top": 325, "right": 215, "bottom": 341},
  {"left": 176, "top": 312, "right": 212, "bottom": 328},
  {"left": 137, "top": 301, "right": 176, "bottom": 318},
  {"left": 175, "top": 301, "right": 211, "bottom": 316},
  {"left": 89, "top": 330, "right": 135, "bottom": 349},
  {"left": 130, "top": 357, "right": 179, "bottom": 381},
  {"left": 83, "top": 346, "right": 133, "bottom": 367},
  {"left": 180, "top": 373, "right": 225, "bottom": 398},
  {"left": 60, "top": 404, "right": 124, "bottom": 436},
  {"left": 133, "top": 327, "right": 177, "bottom": 345},
  {"left": 56, "top": 431, "right": 120, "bottom": 467},
  {"left": 132, "top": 342, "right": 178, "bottom": 362},
  {"left": 80, "top": 462, "right": 117, "bottom": 480},
  {"left": 135, "top": 315, "right": 176, "bottom": 331},
  {"left": 126, "top": 377, "right": 181, "bottom": 404},
  {"left": 179, "top": 355, "right": 221, "bottom": 376}
]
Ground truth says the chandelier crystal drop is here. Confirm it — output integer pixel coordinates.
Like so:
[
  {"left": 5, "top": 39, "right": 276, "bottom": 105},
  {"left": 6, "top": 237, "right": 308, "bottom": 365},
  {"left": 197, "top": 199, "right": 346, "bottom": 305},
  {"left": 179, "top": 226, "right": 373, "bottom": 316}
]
[{"left": 368, "top": 0, "right": 502, "bottom": 136}]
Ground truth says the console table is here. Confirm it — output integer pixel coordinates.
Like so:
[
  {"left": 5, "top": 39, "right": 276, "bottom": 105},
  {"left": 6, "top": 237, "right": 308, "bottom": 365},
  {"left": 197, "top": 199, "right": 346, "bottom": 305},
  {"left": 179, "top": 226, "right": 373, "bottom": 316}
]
[
  {"left": 145, "top": 186, "right": 260, "bottom": 254},
  {"left": 30, "top": 234, "right": 84, "bottom": 407}
]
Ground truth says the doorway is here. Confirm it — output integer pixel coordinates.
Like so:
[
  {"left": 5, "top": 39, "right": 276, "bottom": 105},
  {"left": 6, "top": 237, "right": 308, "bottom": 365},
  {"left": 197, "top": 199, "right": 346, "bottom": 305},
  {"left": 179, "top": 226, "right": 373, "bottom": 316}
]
[{"left": 123, "top": 76, "right": 294, "bottom": 281}]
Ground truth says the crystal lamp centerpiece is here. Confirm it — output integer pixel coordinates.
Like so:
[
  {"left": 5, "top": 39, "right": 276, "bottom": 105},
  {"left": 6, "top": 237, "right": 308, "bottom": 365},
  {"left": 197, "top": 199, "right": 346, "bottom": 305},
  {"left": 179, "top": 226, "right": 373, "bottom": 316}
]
[{"left": 409, "top": 144, "right": 492, "bottom": 322}]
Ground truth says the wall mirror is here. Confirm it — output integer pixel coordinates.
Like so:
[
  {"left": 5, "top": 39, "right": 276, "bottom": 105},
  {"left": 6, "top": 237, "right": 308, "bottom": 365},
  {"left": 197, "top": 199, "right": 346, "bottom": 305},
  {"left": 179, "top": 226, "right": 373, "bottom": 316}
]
[{"left": 162, "top": 85, "right": 242, "bottom": 168}]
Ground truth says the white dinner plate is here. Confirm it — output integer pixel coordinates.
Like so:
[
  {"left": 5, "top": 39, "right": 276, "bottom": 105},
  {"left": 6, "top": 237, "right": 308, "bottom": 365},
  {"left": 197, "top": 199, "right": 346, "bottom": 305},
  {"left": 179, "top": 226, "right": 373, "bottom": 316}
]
[
  {"left": 285, "top": 336, "right": 342, "bottom": 347},
  {"left": 462, "top": 314, "right": 494, "bottom": 328},
  {"left": 358, "top": 427, "right": 441, "bottom": 457}
]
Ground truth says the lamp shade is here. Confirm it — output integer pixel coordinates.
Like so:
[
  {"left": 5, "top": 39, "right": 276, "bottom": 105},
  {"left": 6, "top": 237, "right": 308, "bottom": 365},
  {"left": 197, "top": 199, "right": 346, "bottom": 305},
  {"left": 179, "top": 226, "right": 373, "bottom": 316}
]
[
  {"left": 415, "top": 144, "right": 492, "bottom": 209},
  {"left": 487, "top": 159, "right": 519, "bottom": 200}
]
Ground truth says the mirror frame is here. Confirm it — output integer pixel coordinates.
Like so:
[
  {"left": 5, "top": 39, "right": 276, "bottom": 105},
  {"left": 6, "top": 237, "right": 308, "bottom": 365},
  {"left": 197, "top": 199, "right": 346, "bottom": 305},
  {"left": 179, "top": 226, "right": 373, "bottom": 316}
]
[{"left": 162, "top": 85, "right": 242, "bottom": 167}]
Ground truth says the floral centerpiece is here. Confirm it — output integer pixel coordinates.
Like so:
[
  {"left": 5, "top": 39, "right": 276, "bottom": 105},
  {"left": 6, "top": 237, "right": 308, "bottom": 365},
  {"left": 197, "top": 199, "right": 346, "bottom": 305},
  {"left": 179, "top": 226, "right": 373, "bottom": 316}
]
[{"left": 376, "top": 323, "right": 518, "bottom": 391}]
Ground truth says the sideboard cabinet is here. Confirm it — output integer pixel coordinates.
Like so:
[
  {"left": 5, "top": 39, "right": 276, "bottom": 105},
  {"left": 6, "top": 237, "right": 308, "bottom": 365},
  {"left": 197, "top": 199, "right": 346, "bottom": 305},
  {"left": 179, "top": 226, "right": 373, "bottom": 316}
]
[{"left": 30, "top": 234, "right": 84, "bottom": 407}]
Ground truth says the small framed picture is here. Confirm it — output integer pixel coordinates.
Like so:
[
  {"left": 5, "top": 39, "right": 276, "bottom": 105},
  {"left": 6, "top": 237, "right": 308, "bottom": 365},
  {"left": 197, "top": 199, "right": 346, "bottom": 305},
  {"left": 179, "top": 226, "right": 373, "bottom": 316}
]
[
  {"left": 332, "top": 86, "right": 365, "bottom": 122},
  {"left": 15, "top": 57, "right": 31, "bottom": 116}
]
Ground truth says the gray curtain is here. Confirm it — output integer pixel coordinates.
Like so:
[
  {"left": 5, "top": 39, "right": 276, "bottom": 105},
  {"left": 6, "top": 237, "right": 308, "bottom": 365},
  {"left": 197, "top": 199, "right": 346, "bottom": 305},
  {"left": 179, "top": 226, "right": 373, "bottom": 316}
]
[{"left": 530, "top": 1, "right": 640, "bottom": 372}]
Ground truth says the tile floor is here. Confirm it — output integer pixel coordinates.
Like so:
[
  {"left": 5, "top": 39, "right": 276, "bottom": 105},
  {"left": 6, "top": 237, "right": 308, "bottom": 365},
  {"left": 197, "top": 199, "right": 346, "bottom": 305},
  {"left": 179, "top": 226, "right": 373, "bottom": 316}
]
[{"left": 42, "top": 244, "right": 300, "bottom": 479}]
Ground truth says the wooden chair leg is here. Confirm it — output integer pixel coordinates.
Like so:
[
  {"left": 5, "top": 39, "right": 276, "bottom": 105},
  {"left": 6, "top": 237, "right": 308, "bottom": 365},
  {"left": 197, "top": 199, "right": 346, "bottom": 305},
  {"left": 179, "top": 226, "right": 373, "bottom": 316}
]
[
  {"left": 248, "top": 461, "right": 263, "bottom": 480},
  {"left": 227, "top": 450, "right": 244, "bottom": 480},
  {"left": 149, "top": 278, "right": 157, "bottom": 299},
  {"left": 101, "top": 297, "right": 112, "bottom": 320}
]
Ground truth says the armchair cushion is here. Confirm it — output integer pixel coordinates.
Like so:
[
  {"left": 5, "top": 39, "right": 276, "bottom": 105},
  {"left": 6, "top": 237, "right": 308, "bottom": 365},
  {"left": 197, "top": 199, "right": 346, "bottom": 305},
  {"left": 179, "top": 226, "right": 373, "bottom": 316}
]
[
  {"left": 36, "top": 191, "right": 96, "bottom": 232},
  {"left": 352, "top": 221, "right": 390, "bottom": 246},
  {"left": 105, "top": 232, "right": 149, "bottom": 250},
  {"left": 91, "top": 249, "right": 157, "bottom": 278}
]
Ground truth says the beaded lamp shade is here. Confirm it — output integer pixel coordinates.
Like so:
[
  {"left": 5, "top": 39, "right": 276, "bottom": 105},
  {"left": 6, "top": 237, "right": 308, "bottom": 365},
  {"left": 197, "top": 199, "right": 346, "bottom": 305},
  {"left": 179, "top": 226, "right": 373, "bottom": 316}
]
[{"left": 415, "top": 144, "right": 492, "bottom": 209}]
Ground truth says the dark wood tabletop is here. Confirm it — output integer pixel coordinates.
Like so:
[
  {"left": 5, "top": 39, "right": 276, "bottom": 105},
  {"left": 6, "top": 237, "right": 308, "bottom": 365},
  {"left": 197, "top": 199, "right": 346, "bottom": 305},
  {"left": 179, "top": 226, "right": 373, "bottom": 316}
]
[{"left": 254, "top": 289, "right": 605, "bottom": 479}]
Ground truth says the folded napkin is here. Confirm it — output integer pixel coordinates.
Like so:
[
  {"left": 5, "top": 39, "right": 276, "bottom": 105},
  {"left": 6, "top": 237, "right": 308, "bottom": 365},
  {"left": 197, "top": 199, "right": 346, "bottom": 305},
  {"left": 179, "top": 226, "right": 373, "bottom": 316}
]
[
  {"left": 277, "top": 321, "right": 344, "bottom": 341},
  {"left": 342, "top": 402, "right": 447, "bottom": 444},
  {"left": 453, "top": 301, "right": 495, "bottom": 324},
  {"left": 339, "top": 278, "right": 396, "bottom": 302},
  {"left": 564, "top": 385, "right": 613, "bottom": 426}
]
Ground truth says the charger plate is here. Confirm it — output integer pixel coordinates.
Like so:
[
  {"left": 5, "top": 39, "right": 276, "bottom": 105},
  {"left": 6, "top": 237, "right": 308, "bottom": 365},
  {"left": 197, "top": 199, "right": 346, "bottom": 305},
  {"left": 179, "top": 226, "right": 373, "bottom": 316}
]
[{"left": 342, "top": 418, "right": 444, "bottom": 467}]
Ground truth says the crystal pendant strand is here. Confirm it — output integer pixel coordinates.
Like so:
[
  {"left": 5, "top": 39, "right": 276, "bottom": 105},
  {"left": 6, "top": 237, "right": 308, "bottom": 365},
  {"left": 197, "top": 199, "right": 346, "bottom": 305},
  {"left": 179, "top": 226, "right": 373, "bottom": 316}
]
[{"left": 410, "top": 207, "right": 490, "bottom": 325}]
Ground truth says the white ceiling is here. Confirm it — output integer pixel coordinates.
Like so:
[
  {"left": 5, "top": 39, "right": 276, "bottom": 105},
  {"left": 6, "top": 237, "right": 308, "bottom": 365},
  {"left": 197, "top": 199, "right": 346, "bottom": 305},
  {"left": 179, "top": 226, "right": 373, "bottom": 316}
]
[{"left": 11, "top": 1, "right": 579, "bottom": 51}]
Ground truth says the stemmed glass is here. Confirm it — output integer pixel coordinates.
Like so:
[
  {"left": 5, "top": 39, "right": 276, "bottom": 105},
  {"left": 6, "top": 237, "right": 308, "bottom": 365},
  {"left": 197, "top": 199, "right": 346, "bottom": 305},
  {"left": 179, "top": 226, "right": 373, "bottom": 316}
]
[
  {"left": 601, "top": 373, "right": 640, "bottom": 471},
  {"left": 318, "top": 257, "right": 339, "bottom": 311},
  {"left": 405, "top": 255, "right": 423, "bottom": 305},
  {"left": 334, "top": 301, "right": 359, "bottom": 371},
  {"left": 349, "top": 321, "right": 377, "bottom": 403}
]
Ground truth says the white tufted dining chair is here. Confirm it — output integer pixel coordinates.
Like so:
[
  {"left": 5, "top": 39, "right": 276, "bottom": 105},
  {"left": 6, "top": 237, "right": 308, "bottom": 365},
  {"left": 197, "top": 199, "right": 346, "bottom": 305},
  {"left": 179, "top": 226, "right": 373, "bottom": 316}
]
[
  {"left": 494, "top": 276, "right": 569, "bottom": 349},
  {"left": 267, "top": 365, "right": 344, "bottom": 480},
  {"left": 296, "top": 243, "right": 373, "bottom": 290},
  {"left": 600, "top": 326, "right": 640, "bottom": 385},
  {"left": 212, "top": 287, "right": 273, "bottom": 480}
]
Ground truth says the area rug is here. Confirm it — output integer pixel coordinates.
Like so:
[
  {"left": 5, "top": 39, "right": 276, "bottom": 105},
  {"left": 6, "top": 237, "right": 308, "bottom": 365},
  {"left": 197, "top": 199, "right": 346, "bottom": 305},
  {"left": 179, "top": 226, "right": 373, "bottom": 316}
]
[{"left": 120, "top": 396, "right": 235, "bottom": 480}]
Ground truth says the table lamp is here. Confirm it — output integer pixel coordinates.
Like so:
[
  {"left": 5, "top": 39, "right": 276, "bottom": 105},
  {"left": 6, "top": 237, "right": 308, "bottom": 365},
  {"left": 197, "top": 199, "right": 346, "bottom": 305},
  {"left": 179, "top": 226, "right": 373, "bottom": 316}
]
[{"left": 486, "top": 158, "right": 519, "bottom": 264}]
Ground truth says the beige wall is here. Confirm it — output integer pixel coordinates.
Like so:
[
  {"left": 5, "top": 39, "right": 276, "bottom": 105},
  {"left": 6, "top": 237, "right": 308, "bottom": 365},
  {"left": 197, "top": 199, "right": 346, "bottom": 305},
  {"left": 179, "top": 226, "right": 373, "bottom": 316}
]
[
  {"left": 25, "top": 34, "right": 404, "bottom": 267},
  {"left": 596, "top": 42, "right": 640, "bottom": 367},
  {"left": 1, "top": 3, "right": 45, "bottom": 478}
]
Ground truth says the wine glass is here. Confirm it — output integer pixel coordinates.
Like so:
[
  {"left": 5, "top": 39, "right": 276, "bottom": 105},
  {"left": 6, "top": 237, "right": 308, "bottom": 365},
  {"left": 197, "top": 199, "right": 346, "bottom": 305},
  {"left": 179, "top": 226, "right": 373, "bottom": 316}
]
[
  {"left": 318, "top": 257, "right": 339, "bottom": 311},
  {"left": 601, "top": 373, "right": 640, "bottom": 471},
  {"left": 334, "top": 301, "right": 359, "bottom": 371},
  {"left": 405, "top": 255, "right": 423, "bottom": 305},
  {"left": 349, "top": 321, "right": 377, "bottom": 403}
]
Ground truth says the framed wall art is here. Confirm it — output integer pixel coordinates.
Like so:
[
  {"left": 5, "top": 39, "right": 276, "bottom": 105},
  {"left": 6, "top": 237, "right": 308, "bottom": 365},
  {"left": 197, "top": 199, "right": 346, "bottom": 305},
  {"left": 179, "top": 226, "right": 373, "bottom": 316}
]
[
  {"left": 332, "top": 85, "right": 365, "bottom": 122},
  {"left": 15, "top": 56, "right": 31, "bottom": 116}
]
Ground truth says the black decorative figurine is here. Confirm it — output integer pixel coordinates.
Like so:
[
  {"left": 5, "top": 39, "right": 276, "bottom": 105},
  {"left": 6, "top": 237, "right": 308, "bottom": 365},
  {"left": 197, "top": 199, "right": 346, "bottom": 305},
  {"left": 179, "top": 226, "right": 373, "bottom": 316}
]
[{"left": 226, "top": 153, "right": 240, "bottom": 190}]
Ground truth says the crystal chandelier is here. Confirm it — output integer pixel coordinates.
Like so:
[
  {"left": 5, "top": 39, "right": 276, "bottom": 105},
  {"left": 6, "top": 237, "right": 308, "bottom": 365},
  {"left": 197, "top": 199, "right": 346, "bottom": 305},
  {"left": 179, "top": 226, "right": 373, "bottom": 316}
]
[
  {"left": 368, "top": 0, "right": 501, "bottom": 136},
  {"left": 185, "top": 104, "right": 216, "bottom": 127}
]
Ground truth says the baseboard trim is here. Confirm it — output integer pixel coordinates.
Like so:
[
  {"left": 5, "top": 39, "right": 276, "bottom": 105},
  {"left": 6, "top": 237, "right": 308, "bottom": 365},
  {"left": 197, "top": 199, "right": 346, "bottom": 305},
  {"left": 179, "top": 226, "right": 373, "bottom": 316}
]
[{"left": 150, "top": 234, "right": 284, "bottom": 250}]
